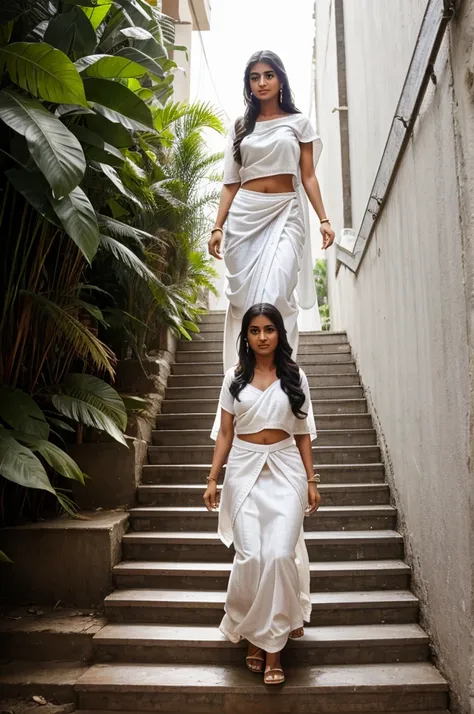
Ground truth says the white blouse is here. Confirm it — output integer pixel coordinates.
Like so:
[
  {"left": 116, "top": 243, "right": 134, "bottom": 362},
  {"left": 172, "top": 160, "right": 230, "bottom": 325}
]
[
  {"left": 211, "top": 367, "right": 317, "bottom": 441},
  {"left": 223, "top": 114, "right": 322, "bottom": 186}
]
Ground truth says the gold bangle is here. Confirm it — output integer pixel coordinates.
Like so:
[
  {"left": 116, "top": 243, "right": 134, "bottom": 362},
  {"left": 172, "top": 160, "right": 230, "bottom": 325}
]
[
  {"left": 206, "top": 476, "right": 217, "bottom": 482},
  {"left": 307, "top": 473, "right": 321, "bottom": 484},
  {"left": 320, "top": 218, "right": 330, "bottom": 225},
  {"left": 210, "top": 227, "right": 223, "bottom": 235}
]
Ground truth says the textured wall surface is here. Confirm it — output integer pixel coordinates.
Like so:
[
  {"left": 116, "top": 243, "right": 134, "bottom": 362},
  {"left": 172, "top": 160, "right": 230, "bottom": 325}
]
[{"left": 315, "top": 2, "right": 474, "bottom": 711}]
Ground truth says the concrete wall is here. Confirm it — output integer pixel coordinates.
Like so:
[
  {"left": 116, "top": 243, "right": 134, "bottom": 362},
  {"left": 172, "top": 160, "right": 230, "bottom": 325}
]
[
  {"left": 163, "top": 0, "right": 211, "bottom": 103},
  {"left": 315, "top": 1, "right": 474, "bottom": 712}
]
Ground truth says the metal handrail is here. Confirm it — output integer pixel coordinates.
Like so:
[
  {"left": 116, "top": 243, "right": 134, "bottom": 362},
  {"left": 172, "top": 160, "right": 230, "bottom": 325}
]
[{"left": 336, "top": 0, "right": 456, "bottom": 274}]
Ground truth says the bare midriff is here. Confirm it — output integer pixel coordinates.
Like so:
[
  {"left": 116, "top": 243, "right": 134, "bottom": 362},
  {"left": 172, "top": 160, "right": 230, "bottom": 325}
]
[
  {"left": 238, "top": 428, "right": 290, "bottom": 445},
  {"left": 241, "top": 174, "right": 294, "bottom": 194}
]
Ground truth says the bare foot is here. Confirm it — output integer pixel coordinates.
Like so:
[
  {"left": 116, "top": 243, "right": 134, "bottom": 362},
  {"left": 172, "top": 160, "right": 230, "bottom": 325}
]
[{"left": 264, "top": 651, "right": 285, "bottom": 685}]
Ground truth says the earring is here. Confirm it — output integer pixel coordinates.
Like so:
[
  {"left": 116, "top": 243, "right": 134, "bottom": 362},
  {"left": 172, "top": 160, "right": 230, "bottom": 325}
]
[{"left": 279, "top": 85, "right": 283, "bottom": 103}]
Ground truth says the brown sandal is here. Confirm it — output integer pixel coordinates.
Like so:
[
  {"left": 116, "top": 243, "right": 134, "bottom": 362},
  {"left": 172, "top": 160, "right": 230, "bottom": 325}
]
[
  {"left": 246, "top": 645, "right": 264, "bottom": 673},
  {"left": 289, "top": 626, "right": 304, "bottom": 639},
  {"left": 264, "top": 666, "right": 285, "bottom": 685}
]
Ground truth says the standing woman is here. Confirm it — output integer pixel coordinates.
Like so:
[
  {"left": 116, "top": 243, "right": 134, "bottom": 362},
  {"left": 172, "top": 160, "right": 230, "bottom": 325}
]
[
  {"left": 204, "top": 303, "right": 321, "bottom": 685},
  {"left": 208, "top": 50, "right": 335, "bottom": 371}
]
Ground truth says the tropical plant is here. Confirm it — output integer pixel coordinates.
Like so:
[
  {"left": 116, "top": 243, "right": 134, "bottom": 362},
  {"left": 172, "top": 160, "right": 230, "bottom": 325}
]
[
  {"left": 0, "top": 0, "right": 182, "bottom": 526},
  {"left": 314, "top": 258, "right": 330, "bottom": 330}
]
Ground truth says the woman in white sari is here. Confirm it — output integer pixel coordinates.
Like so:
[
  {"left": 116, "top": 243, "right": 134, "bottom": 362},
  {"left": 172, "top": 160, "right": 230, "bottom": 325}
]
[
  {"left": 203, "top": 303, "right": 321, "bottom": 685},
  {"left": 208, "top": 50, "right": 335, "bottom": 370}
]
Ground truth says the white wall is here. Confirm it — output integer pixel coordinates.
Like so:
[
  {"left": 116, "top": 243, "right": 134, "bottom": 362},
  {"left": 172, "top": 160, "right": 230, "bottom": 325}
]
[{"left": 315, "top": 2, "right": 474, "bottom": 711}]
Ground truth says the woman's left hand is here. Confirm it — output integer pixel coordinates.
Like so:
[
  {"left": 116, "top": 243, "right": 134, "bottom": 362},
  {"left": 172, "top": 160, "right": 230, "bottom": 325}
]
[
  {"left": 305, "top": 482, "right": 321, "bottom": 516},
  {"left": 320, "top": 222, "right": 335, "bottom": 250}
]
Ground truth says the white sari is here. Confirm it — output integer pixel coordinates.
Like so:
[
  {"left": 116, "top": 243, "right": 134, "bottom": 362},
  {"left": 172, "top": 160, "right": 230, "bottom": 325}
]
[
  {"left": 222, "top": 115, "right": 323, "bottom": 371},
  {"left": 213, "top": 369, "right": 317, "bottom": 652}
]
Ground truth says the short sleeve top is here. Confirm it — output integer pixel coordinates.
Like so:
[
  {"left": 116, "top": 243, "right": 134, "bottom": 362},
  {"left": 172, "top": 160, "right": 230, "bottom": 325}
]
[
  {"left": 211, "top": 367, "right": 317, "bottom": 441},
  {"left": 223, "top": 114, "right": 322, "bottom": 186}
]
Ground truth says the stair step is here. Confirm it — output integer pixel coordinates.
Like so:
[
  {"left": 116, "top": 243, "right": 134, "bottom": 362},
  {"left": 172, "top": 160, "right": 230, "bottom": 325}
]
[
  {"left": 164, "top": 385, "right": 364, "bottom": 400},
  {"left": 152, "top": 427, "right": 376, "bottom": 447},
  {"left": 128, "top": 505, "right": 397, "bottom": 533},
  {"left": 180, "top": 341, "right": 351, "bottom": 354},
  {"left": 113, "top": 559, "right": 411, "bottom": 592},
  {"left": 104, "top": 588, "right": 418, "bottom": 626},
  {"left": 0, "top": 661, "right": 87, "bottom": 703},
  {"left": 92, "top": 623, "right": 428, "bottom": 665},
  {"left": 76, "top": 662, "right": 448, "bottom": 712},
  {"left": 169, "top": 372, "right": 361, "bottom": 387},
  {"left": 198, "top": 311, "right": 225, "bottom": 323},
  {"left": 141, "top": 462, "right": 385, "bottom": 485},
  {"left": 156, "top": 411, "right": 373, "bottom": 430},
  {"left": 176, "top": 351, "right": 355, "bottom": 364},
  {"left": 0, "top": 609, "right": 105, "bottom": 662},
  {"left": 172, "top": 361, "right": 359, "bottom": 375},
  {"left": 161, "top": 397, "right": 368, "bottom": 415},
  {"left": 122, "top": 530, "right": 404, "bottom": 562},
  {"left": 137, "top": 482, "right": 390, "bottom": 507},
  {"left": 147, "top": 444, "right": 380, "bottom": 465}
]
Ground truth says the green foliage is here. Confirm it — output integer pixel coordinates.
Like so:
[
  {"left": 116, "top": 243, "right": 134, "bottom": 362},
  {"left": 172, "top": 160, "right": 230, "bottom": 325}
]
[
  {"left": 0, "top": 0, "right": 224, "bottom": 527},
  {"left": 314, "top": 258, "right": 330, "bottom": 331}
]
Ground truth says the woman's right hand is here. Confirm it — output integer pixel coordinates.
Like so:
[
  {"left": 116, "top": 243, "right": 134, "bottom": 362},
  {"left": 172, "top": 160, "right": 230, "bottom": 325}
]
[
  {"left": 208, "top": 232, "right": 223, "bottom": 260},
  {"left": 203, "top": 480, "right": 219, "bottom": 511}
]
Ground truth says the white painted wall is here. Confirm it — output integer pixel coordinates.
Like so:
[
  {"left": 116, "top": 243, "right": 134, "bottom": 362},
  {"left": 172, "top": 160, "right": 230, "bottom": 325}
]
[{"left": 315, "top": 2, "right": 474, "bottom": 711}]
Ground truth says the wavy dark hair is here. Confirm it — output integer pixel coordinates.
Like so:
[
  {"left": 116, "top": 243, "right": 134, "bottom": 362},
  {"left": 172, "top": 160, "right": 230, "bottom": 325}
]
[
  {"left": 230, "top": 303, "right": 307, "bottom": 419},
  {"left": 233, "top": 50, "right": 301, "bottom": 165}
]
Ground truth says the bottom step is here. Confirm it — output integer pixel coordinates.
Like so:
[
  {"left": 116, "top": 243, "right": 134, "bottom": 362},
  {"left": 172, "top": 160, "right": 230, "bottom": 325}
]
[
  {"left": 76, "top": 662, "right": 448, "bottom": 712},
  {"left": 0, "top": 661, "right": 88, "bottom": 703}
]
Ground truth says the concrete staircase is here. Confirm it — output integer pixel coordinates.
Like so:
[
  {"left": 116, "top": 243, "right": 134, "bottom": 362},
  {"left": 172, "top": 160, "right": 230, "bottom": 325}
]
[{"left": 75, "top": 312, "right": 449, "bottom": 713}]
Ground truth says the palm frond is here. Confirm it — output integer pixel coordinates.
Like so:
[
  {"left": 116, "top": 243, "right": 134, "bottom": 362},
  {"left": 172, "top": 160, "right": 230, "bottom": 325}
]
[
  {"left": 21, "top": 291, "right": 116, "bottom": 377},
  {"left": 99, "top": 234, "right": 165, "bottom": 286}
]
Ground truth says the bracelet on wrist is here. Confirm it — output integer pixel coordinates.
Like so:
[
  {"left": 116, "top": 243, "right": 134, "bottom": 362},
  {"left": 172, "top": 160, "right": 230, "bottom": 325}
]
[
  {"left": 320, "top": 218, "right": 330, "bottom": 225},
  {"left": 307, "top": 473, "right": 321, "bottom": 484},
  {"left": 207, "top": 476, "right": 217, "bottom": 483},
  {"left": 210, "top": 227, "right": 223, "bottom": 235}
]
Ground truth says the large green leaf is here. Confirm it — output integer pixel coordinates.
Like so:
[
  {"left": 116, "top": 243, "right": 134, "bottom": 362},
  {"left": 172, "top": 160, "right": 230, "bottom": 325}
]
[
  {"left": 11, "top": 431, "right": 85, "bottom": 485},
  {"left": 0, "top": 42, "right": 87, "bottom": 106},
  {"left": 86, "top": 111, "right": 133, "bottom": 148},
  {"left": 51, "top": 186, "right": 99, "bottom": 262},
  {"left": 44, "top": 7, "right": 97, "bottom": 57},
  {"left": 66, "top": 0, "right": 111, "bottom": 6},
  {"left": 6, "top": 168, "right": 60, "bottom": 226},
  {"left": 0, "top": 90, "right": 86, "bottom": 198},
  {"left": 99, "top": 233, "right": 163, "bottom": 284},
  {"left": 52, "top": 374, "right": 127, "bottom": 445},
  {"left": 92, "top": 102, "right": 151, "bottom": 132},
  {"left": 0, "top": 387, "right": 49, "bottom": 439},
  {"left": 120, "top": 26, "right": 153, "bottom": 40},
  {"left": 70, "top": 124, "right": 125, "bottom": 166},
  {"left": 113, "top": 0, "right": 152, "bottom": 24},
  {"left": 96, "top": 162, "right": 143, "bottom": 206},
  {"left": 0, "top": 430, "right": 55, "bottom": 494},
  {"left": 115, "top": 46, "right": 164, "bottom": 79},
  {"left": 76, "top": 53, "right": 147, "bottom": 79},
  {"left": 84, "top": 77, "right": 153, "bottom": 129},
  {"left": 81, "top": 3, "right": 112, "bottom": 30}
]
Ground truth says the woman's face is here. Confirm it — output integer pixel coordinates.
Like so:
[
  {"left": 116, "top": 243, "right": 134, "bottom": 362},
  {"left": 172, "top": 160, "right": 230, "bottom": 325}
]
[
  {"left": 248, "top": 61, "right": 280, "bottom": 102},
  {"left": 247, "top": 314, "right": 279, "bottom": 357}
]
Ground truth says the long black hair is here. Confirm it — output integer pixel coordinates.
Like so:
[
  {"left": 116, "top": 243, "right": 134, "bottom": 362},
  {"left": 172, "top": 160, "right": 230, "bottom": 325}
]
[
  {"left": 230, "top": 303, "right": 307, "bottom": 419},
  {"left": 233, "top": 50, "right": 301, "bottom": 165}
]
